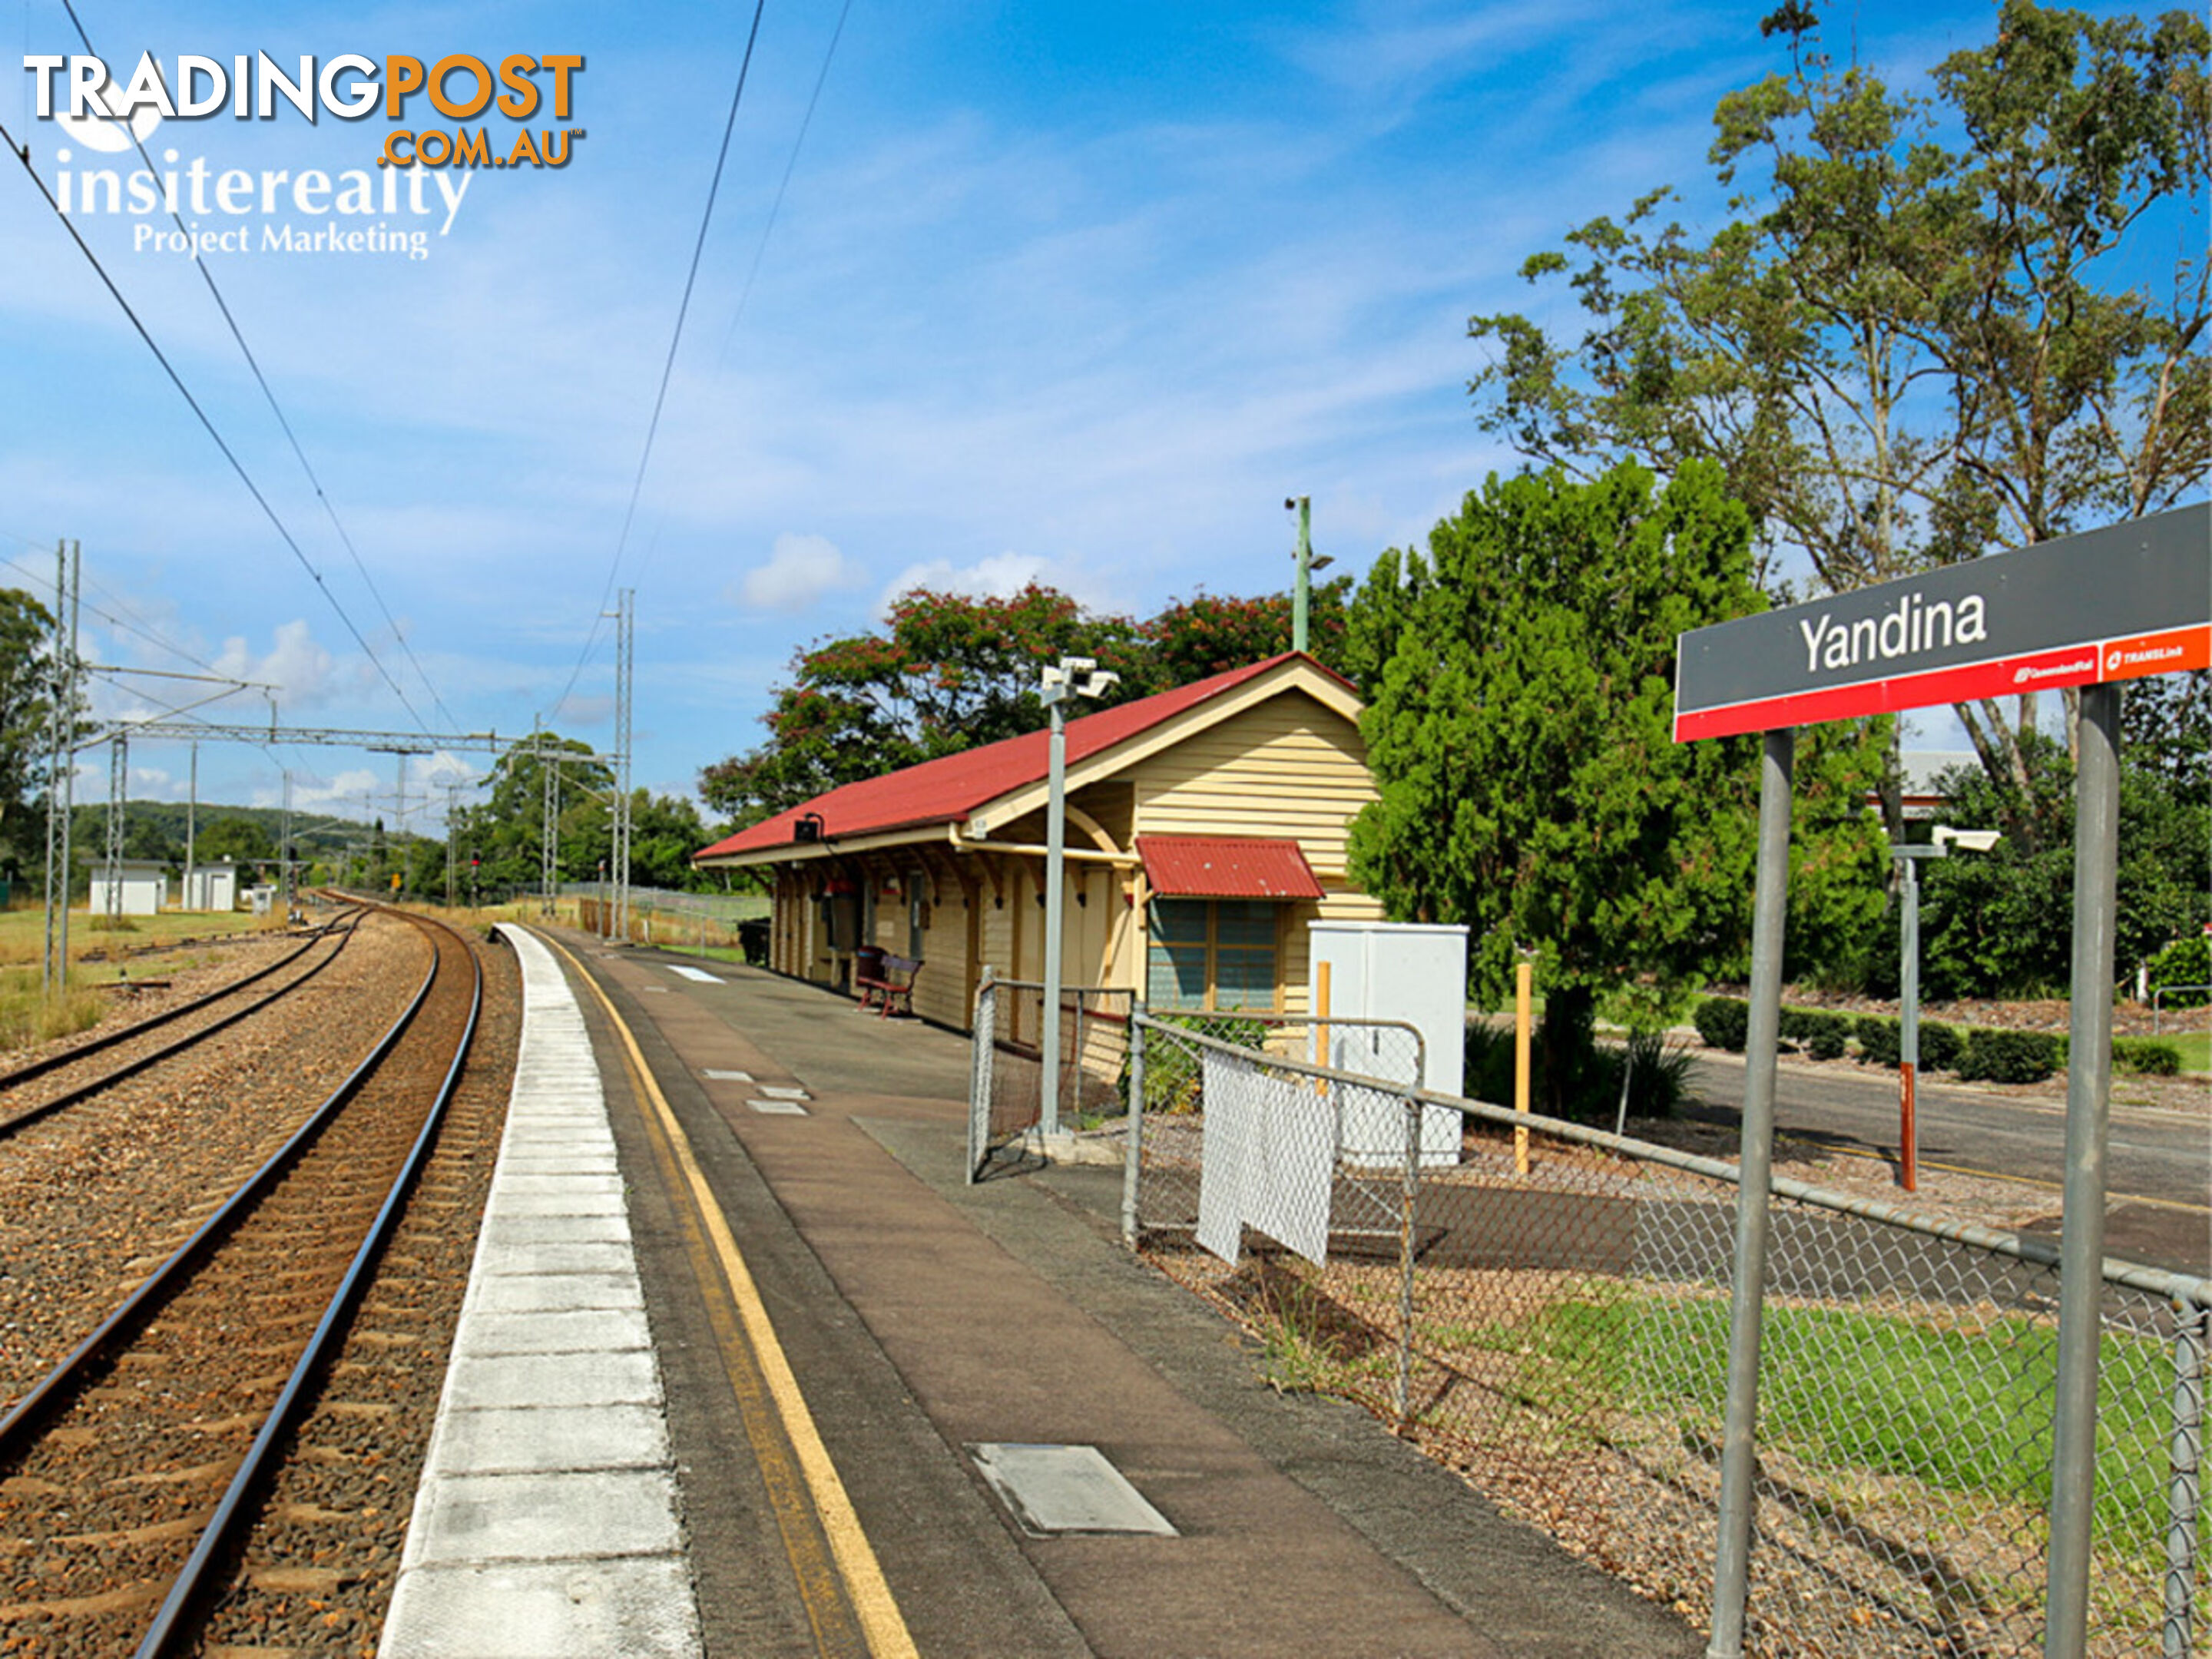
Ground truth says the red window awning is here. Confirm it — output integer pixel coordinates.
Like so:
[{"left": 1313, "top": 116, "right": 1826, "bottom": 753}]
[{"left": 1136, "top": 835, "right": 1325, "bottom": 900}]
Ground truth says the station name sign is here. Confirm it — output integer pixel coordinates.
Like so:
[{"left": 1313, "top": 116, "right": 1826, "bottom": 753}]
[{"left": 1674, "top": 504, "right": 2210, "bottom": 741}]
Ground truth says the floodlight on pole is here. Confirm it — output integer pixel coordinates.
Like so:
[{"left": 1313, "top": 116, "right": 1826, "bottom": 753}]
[
  {"left": 1039, "top": 654, "right": 1118, "bottom": 1142},
  {"left": 1891, "top": 826, "right": 2001, "bottom": 1192}
]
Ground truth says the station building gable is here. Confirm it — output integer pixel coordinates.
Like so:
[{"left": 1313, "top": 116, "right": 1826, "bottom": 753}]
[{"left": 690, "top": 654, "right": 1386, "bottom": 1031}]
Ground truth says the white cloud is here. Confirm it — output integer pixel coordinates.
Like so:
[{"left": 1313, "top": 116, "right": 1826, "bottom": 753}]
[
  {"left": 733, "top": 533, "right": 857, "bottom": 614},
  {"left": 873, "top": 550, "right": 1116, "bottom": 621},
  {"left": 212, "top": 620, "right": 339, "bottom": 709},
  {"left": 286, "top": 768, "right": 381, "bottom": 812}
]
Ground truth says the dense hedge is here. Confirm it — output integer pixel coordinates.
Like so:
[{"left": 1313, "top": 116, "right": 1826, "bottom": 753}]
[
  {"left": 1919, "top": 1022, "right": 1963, "bottom": 1072},
  {"left": 2113, "top": 1037, "right": 2182, "bottom": 1077},
  {"left": 1853, "top": 1015, "right": 1900, "bottom": 1068},
  {"left": 1954, "top": 1027, "right": 2061, "bottom": 1084},
  {"left": 1726, "top": 1001, "right": 2178, "bottom": 1080},
  {"left": 1694, "top": 996, "right": 1749, "bottom": 1051},
  {"left": 1783, "top": 1008, "right": 1850, "bottom": 1061}
]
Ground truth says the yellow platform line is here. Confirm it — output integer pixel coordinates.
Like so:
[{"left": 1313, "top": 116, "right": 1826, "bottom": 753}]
[{"left": 541, "top": 933, "right": 919, "bottom": 1659}]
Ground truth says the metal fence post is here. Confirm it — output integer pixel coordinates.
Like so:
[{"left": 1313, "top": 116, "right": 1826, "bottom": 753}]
[
  {"left": 1122, "top": 1011, "right": 1147, "bottom": 1247},
  {"left": 2049, "top": 683, "right": 2122, "bottom": 1659},
  {"left": 1396, "top": 1088, "right": 1420, "bottom": 1429},
  {"left": 1708, "top": 726, "right": 1794, "bottom": 1659},
  {"left": 2164, "top": 1300, "right": 2207, "bottom": 1659},
  {"left": 968, "top": 973, "right": 996, "bottom": 1185}
]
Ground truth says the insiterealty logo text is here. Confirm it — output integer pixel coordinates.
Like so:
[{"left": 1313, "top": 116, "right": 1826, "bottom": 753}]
[{"left": 22, "top": 51, "right": 587, "bottom": 260}]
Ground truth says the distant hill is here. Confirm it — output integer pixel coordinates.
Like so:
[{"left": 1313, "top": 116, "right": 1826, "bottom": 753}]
[{"left": 63, "top": 800, "right": 412, "bottom": 864}]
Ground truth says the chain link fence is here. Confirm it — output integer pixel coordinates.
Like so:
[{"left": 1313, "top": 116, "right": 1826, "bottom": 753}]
[
  {"left": 1107, "top": 1015, "right": 2208, "bottom": 1658},
  {"left": 573, "top": 887, "right": 768, "bottom": 955},
  {"left": 968, "top": 978, "right": 1137, "bottom": 1180}
]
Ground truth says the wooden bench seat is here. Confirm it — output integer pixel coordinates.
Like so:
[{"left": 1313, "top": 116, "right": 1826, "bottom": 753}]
[{"left": 854, "top": 951, "right": 922, "bottom": 1018}]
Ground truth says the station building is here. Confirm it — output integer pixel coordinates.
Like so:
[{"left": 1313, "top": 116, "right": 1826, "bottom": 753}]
[{"left": 690, "top": 653, "right": 1387, "bottom": 1031}]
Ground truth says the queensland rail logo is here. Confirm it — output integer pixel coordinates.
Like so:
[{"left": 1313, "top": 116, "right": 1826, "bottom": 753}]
[{"left": 22, "top": 51, "right": 586, "bottom": 262}]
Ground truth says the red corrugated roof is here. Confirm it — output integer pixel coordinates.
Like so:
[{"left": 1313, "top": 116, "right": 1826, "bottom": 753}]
[
  {"left": 1136, "top": 836, "right": 1324, "bottom": 899},
  {"left": 694, "top": 654, "right": 1340, "bottom": 863}
]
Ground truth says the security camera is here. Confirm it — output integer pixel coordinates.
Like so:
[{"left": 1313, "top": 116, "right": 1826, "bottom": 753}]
[{"left": 1934, "top": 826, "right": 2003, "bottom": 854}]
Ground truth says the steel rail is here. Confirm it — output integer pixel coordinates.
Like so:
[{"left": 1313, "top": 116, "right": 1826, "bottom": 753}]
[
  {"left": 0, "top": 909, "right": 443, "bottom": 1454},
  {"left": 0, "top": 906, "right": 362, "bottom": 1094},
  {"left": 137, "top": 909, "right": 485, "bottom": 1657},
  {"left": 0, "top": 909, "right": 368, "bottom": 1142}
]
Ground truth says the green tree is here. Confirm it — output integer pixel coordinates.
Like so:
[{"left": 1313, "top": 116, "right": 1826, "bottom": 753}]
[
  {"left": 1917, "top": 691, "right": 2212, "bottom": 997},
  {"left": 699, "top": 579, "right": 1351, "bottom": 828},
  {"left": 194, "top": 815, "right": 276, "bottom": 866},
  {"left": 0, "top": 588, "right": 57, "bottom": 879},
  {"left": 1467, "top": 1, "right": 2209, "bottom": 843},
  {"left": 1141, "top": 579, "right": 1353, "bottom": 687},
  {"left": 700, "top": 586, "right": 1139, "bottom": 825},
  {"left": 452, "top": 733, "right": 614, "bottom": 897},
  {"left": 1344, "top": 461, "right": 1883, "bottom": 1114}
]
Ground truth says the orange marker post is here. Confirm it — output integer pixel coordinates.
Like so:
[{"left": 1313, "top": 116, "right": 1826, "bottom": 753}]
[{"left": 1513, "top": 961, "right": 1532, "bottom": 1175}]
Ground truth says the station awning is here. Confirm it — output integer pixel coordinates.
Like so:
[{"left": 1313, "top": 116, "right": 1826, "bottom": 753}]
[{"left": 1136, "top": 835, "right": 1325, "bottom": 900}]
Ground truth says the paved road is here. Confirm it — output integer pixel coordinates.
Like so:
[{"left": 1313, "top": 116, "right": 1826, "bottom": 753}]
[{"left": 1681, "top": 1051, "right": 2210, "bottom": 1275}]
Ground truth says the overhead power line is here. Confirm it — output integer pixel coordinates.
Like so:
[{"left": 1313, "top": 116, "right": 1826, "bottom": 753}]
[
  {"left": 52, "top": 0, "right": 462, "bottom": 737},
  {"left": 719, "top": 0, "right": 854, "bottom": 365},
  {"left": 551, "top": 0, "right": 771, "bottom": 719}
]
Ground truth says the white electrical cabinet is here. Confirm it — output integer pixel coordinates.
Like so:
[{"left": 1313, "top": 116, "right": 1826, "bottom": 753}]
[{"left": 1307, "top": 920, "right": 1467, "bottom": 1168}]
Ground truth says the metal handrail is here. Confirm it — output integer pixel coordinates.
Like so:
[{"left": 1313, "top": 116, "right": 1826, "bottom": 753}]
[
  {"left": 2151, "top": 984, "right": 2212, "bottom": 1035},
  {"left": 1131, "top": 1006, "right": 1429, "bottom": 1094}
]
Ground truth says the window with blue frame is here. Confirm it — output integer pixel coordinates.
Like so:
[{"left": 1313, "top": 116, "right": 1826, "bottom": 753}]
[{"left": 1145, "top": 898, "right": 1280, "bottom": 1011}]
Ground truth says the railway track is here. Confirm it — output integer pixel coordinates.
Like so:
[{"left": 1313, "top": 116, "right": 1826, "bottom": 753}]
[
  {"left": 0, "top": 907, "right": 484, "bottom": 1656},
  {"left": 0, "top": 906, "right": 368, "bottom": 1142}
]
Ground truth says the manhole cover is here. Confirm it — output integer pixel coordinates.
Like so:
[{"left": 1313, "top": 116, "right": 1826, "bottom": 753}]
[{"left": 967, "top": 1443, "right": 1176, "bottom": 1538}]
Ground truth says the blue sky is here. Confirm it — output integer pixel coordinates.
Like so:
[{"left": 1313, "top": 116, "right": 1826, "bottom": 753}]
[{"left": 0, "top": 0, "right": 2160, "bottom": 833}]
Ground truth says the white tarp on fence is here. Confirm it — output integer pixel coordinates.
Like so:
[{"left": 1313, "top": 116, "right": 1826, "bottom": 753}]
[{"left": 1196, "top": 1046, "right": 1332, "bottom": 1267}]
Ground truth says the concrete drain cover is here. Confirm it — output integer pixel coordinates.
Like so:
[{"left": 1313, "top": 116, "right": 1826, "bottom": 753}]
[{"left": 968, "top": 1443, "right": 1176, "bottom": 1538}]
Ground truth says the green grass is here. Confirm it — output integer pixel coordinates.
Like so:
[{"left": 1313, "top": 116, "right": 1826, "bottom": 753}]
[
  {"left": 2165, "top": 1028, "right": 2210, "bottom": 1075},
  {"left": 0, "top": 903, "right": 275, "bottom": 968},
  {"left": 1462, "top": 1288, "right": 2186, "bottom": 1563}
]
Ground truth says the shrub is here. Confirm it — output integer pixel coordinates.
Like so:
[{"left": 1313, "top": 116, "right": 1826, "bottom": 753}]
[
  {"left": 1463, "top": 1018, "right": 1515, "bottom": 1104},
  {"left": 1955, "top": 1027, "right": 2061, "bottom": 1084},
  {"left": 1694, "top": 996, "right": 1749, "bottom": 1051},
  {"left": 2112, "top": 1037, "right": 2181, "bottom": 1077},
  {"left": 1854, "top": 1015, "right": 1900, "bottom": 1068},
  {"left": 1799, "top": 1010, "right": 1850, "bottom": 1061},
  {"left": 1919, "top": 1022, "right": 1963, "bottom": 1074},
  {"left": 1591, "top": 1028, "right": 1695, "bottom": 1120},
  {"left": 2147, "top": 935, "right": 2211, "bottom": 1009}
]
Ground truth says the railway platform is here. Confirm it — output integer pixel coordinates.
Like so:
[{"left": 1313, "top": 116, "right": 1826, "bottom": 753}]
[{"left": 382, "top": 923, "right": 1700, "bottom": 1658}]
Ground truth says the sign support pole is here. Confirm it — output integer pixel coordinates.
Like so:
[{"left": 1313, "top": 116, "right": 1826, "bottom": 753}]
[
  {"left": 1707, "top": 727, "right": 1793, "bottom": 1659},
  {"left": 2045, "top": 683, "right": 2121, "bottom": 1659}
]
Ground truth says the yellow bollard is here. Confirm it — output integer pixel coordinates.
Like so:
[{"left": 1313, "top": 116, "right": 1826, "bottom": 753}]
[{"left": 1513, "top": 961, "right": 1532, "bottom": 1175}]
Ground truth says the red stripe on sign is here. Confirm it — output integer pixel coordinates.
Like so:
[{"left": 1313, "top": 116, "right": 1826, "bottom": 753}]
[
  {"left": 2098, "top": 624, "right": 2210, "bottom": 682},
  {"left": 1674, "top": 643, "right": 2107, "bottom": 741}
]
